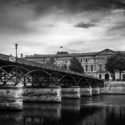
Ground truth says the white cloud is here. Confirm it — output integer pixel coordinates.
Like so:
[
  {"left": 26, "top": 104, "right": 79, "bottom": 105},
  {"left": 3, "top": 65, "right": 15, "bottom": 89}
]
[{"left": 0, "top": 3, "right": 125, "bottom": 56}]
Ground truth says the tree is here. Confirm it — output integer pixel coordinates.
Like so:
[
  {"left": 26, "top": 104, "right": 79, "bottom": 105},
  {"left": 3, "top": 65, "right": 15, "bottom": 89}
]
[
  {"left": 45, "top": 57, "right": 57, "bottom": 68},
  {"left": 60, "top": 64, "right": 67, "bottom": 70},
  {"left": 69, "top": 57, "right": 84, "bottom": 73},
  {"left": 105, "top": 52, "right": 125, "bottom": 80}
]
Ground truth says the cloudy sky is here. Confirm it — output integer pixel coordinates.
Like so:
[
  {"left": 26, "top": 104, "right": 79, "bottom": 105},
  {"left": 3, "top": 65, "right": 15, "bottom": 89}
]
[{"left": 0, "top": 0, "right": 125, "bottom": 56}]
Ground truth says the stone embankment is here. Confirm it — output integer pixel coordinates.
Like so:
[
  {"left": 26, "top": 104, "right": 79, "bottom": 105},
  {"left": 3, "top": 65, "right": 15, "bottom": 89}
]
[{"left": 100, "top": 81, "right": 125, "bottom": 95}]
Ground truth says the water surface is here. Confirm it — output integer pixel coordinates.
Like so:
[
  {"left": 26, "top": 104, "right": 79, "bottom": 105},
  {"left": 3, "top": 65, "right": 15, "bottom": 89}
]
[{"left": 0, "top": 95, "right": 125, "bottom": 125}]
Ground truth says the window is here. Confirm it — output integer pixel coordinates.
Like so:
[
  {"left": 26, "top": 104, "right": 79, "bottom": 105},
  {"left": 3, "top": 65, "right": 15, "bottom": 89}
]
[
  {"left": 85, "top": 65, "right": 88, "bottom": 72},
  {"left": 105, "top": 73, "right": 109, "bottom": 80},
  {"left": 81, "top": 59, "right": 82, "bottom": 62},
  {"left": 99, "top": 74, "right": 102, "bottom": 79},
  {"left": 90, "top": 65, "right": 94, "bottom": 72},
  {"left": 98, "top": 64, "right": 103, "bottom": 71},
  {"left": 123, "top": 74, "right": 125, "bottom": 81},
  {"left": 85, "top": 59, "right": 88, "bottom": 62}
]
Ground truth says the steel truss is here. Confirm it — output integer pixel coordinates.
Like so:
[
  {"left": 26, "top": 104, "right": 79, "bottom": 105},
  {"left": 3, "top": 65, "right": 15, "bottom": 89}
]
[{"left": 0, "top": 64, "right": 104, "bottom": 87}]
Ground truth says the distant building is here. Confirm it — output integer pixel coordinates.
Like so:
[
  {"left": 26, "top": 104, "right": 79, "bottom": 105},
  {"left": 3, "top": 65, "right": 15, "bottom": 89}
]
[{"left": 25, "top": 49, "right": 125, "bottom": 81}]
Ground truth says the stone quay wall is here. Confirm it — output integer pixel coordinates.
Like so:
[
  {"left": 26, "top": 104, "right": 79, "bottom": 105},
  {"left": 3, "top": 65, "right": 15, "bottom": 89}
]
[{"left": 100, "top": 81, "right": 125, "bottom": 95}]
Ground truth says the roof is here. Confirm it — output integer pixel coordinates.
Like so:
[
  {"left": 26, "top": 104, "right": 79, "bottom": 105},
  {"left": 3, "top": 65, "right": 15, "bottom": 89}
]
[
  {"left": 25, "top": 48, "right": 121, "bottom": 59},
  {"left": 25, "top": 51, "right": 99, "bottom": 59}
]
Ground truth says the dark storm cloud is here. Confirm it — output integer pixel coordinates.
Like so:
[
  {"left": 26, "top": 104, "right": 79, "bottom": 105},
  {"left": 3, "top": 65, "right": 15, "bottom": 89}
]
[
  {"left": 1, "top": 0, "right": 125, "bottom": 13},
  {"left": 27, "top": 0, "right": 125, "bottom": 15},
  {"left": 0, "top": 0, "right": 125, "bottom": 34},
  {"left": 0, "top": 0, "right": 125, "bottom": 46},
  {"left": 0, "top": 9, "right": 36, "bottom": 34},
  {"left": 25, "top": 0, "right": 125, "bottom": 11},
  {"left": 107, "top": 21, "right": 125, "bottom": 37},
  {"left": 110, "top": 21, "right": 125, "bottom": 31},
  {"left": 0, "top": 0, "right": 125, "bottom": 22},
  {"left": 75, "top": 22, "right": 95, "bottom": 28}
]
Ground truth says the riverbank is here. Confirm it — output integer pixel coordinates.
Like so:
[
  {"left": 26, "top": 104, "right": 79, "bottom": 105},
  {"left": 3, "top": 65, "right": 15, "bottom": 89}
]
[{"left": 100, "top": 81, "right": 125, "bottom": 95}]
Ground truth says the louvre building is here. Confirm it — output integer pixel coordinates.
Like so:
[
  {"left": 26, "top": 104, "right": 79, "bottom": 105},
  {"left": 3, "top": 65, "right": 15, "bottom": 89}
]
[{"left": 25, "top": 49, "right": 125, "bottom": 81}]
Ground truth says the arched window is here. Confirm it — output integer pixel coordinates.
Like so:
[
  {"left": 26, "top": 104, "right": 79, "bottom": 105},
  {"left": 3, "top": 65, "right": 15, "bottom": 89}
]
[
  {"left": 105, "top": 73, "right": 109, "bottom": 81},
  {"left": 99, "top": 74, "right": 102, "bottom": 79},
  {"left": 122, "top": 74, "right": 125, "bottom": 81}
]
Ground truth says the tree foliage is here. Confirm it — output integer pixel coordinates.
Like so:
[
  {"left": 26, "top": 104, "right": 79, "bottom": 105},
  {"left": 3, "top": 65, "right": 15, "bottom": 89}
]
[
  {"left": 60, "top": 64, "right": 67, "bottom": 70},
  {"left": 105, "top": 52, "right": 125, "bottom": 80},
  {"left": 69, "top": 57, "right": 84, "bottom": 73},
  {"left": 45, "top": 57, "right": 57, "bottom": 68}
]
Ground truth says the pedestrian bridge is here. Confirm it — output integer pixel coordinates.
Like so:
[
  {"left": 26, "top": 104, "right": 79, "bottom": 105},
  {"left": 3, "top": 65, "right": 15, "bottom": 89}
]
[
  {"left": 0, "top": 53, "right": 104, "bottom": 110},
  {"left": 0, "top": 53, "right": 103, "bottom": 87}
]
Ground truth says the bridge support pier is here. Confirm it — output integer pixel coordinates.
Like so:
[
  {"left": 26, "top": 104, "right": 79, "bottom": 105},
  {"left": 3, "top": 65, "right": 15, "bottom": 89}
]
[
  {"left": 61, "top": 86, "right": 81, "bottom": 99},
  {"left": 0, "top": 86, "right": 23, "bottom": 110},
  {"left": 92, "top": 87, "right": 100, "bottom": 95},
  {"left": 23, "top": 86, "right": 61, "bottom": 103},
  {"left": 80, "top": 87, "right": 92, "bottom": 96}
]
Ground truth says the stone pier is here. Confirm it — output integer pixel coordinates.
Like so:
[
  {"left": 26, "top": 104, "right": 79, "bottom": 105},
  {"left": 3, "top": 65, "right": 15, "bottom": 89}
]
[
  {"left": 61, "top": 86, "right": 81, "bottom": 99},
  {"left": 0, "top": 86, "right": 23, "bottom": 110},
  {"left": 80, "top": 87, "right": 92, "bottom": 96},
  {"left": 92, "top": 87, "right": 100, "bottom": 95},
  {"left": 23, "top": 86, "right": 61, "bottom": 103}
]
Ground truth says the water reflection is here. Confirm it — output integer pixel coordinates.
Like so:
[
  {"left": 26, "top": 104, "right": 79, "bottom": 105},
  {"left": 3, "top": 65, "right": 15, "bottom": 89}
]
[
  {"left": 23, "top": 103, "right": 61, "bottom": 125},
  {"left": 61, "top": 99, "right": 102, "bottom": 125},
  {"left": 23, "top": 103, "right": 61, "bottom": 119},
  {"left": 0, "top": 111, "right": 23, "bottom": 125},
  {"left": 62, "top": 99, "right": 81, "bottom": 111},
  {"left": 0, "top": 96, "right": 125, "bottom": 125},
  {"left": 80, "top": 95, "right": 125, "bottom": 125}
]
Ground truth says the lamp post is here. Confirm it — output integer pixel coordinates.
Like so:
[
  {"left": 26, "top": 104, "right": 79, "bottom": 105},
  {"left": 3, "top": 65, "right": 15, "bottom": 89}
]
[
  {"left": 15, "top": 43, "right": 18, "bottom": 62},
  {"left": 15, "top": 43, "right": 18, "bottom": 85}
]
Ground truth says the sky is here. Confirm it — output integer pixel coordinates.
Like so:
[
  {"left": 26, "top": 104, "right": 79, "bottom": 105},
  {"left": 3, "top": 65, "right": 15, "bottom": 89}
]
[{"left": 0, "top": 0, "right": 125, "bottom": 56}]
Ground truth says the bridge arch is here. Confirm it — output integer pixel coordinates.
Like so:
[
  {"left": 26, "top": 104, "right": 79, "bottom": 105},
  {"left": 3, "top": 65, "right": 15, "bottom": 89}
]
[
  {"left": 50, "top": 72, "right": 63, "bottom": 78},
  {"left": 0, "top": 67, "right": 8, "bottom": 74},
  {"left": 90, "top": 79, "right": 99, "bottom": 87},
  {"left": 0, "top": 65, "right": 29, "bottom": 86},
  {"left": 77, "top": 78, "right": 90, "bottom": 87},
  {"left": 0, "top": 65, "right": 17, "bottom": 74},
  {"left": 24, "top": 69, "right": 57, "bottom": 87},
  {"left": 59, "top": 74, "right": 77, "bottom": 87},
  {"left": 0, "top": 65, "right": 29, "bottom": 74},
  {"left": 50, "top": 72, "right": 64, "bottom": 84},
  {"left": 0, "top": 68, "right": 9, "bottom": 86}
]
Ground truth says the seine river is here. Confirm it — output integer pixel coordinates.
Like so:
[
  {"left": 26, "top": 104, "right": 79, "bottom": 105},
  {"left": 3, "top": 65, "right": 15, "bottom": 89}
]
[{"left": 0, "top": 95, "right": 125, "bottom": 125}]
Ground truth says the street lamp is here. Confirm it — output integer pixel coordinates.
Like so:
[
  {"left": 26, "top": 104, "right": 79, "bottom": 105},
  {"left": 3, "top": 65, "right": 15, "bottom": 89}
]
[
  {"left": 15, "top": 43, "right": 18, "bottom": 62},
  {"left": 15, "top": 43, "right": 18, "bottom": 85}
]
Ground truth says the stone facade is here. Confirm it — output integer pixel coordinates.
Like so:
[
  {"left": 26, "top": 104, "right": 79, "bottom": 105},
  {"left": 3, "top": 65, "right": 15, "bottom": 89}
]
[{"left": 25, "top": 49, "right": 125, "bottom": 80}]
